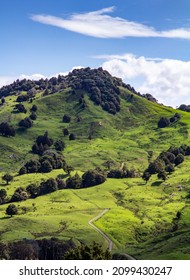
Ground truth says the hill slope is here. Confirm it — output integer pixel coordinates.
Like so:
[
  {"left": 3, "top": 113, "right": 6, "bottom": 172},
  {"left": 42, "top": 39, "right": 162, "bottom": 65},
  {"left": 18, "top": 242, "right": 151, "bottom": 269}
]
[{"left": 0, "top": 67, "right": 190, "bottom": 259}]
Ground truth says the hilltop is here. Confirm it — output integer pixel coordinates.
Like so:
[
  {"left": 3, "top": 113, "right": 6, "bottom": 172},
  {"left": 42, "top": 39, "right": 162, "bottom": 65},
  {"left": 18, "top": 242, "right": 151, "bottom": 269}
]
[{"left": 0, "top": 67, "right": 190, "bottom": 259}]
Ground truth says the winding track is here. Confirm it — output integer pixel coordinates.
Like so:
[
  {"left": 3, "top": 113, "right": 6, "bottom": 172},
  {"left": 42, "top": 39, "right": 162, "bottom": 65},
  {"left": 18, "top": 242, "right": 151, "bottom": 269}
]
[{"left": 88, "top": 208, "right": 136, "bottom": 260}]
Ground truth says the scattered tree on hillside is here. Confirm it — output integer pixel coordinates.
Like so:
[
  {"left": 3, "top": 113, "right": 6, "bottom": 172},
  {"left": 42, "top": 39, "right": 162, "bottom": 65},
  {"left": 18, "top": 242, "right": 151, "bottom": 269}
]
[
  {"left": 54, "top": 140, "right": 65, "bottom": 151},
  {"left": 66, "top": 173, "right": 82, "bottom": 189},
  {"left": 0, "top": 122, "right": 15, "bottom": 137},
  {"left": 39, "top": 178, "right": 58, "bottom": 195},
  {"left": 0, "top": 189, "right": 7, "bottom": 204},
  {"left": 142, "top": 171, "right": 151, "bottom": 184},
  {"left": 6, "top": 204, "right": 18, "bottom": 217},
  {"left": 157, "top": 117, "right": 170, "bottom": 128},
  {"left": 14, "top": 103, "right": 27, "bottom": 113},
  {"left": 2, "top": 173, "right": 13, "bottom": 185},
  {"left": 18, "top": 117, "right": 33, "bottom": 128},
  {"left": 63, "top": 128, "right": 69, "bottom": 136},
  {"left": 69, "top": 133, "right": 75, "bottom": 141},
  {"left": 29, "top": 112, "right": 37, "bottom": 120},
  {"left": 82, "top": 170, "right": 106, "bottom": 188},
  {"left": 11, "top": 187, "right": 29, "bottom": 202},
  {"left": 62, "top": 114, "right": 71, "bottom": 123},
  {"left": 30, "top": 104, "right": 38, "bottom": 112},
  {"left": 157, "top": 171, "right": 167, "bottom": 181},
  {"left": 174, "top": 153, "right": 184, "bottom": 166}
]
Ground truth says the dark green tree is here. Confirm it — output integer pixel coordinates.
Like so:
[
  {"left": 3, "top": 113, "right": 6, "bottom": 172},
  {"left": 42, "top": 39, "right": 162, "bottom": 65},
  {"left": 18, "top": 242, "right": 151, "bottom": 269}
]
[
  {"left": 41, "top": 160, "right": 53, "bottom": 173},
  {"left": 6, "top": 204, "right": 18, "bottom": 217},
  {"left": 54, "top": 140, "right": 65, "bottom": 151},
  {"left": 30, "top": 104, "right": 38, "bottom": 112},
  {"left": 63, "top": 128, "right": 69, "bottom": 136},
  {"left": 18, "top": 117, "right": 33, "bottom": 128},
  {"left": 19, "top": 166, "right": 27, "bottom": 175},
  {"left": 0, "top": 122, "right": 15, "bottom": 137},
  {"left": 66, "top": 173, "right": 82, "bottom": 189},
  {"left": 142, "top": 171, "right": 151, "bottom": 184},
  {"left": 174, "top": 154, "right": 184, "bottom": 166},
  {"left": 62, "top": 114, "right": 71, "bottom": 123},
  {"left": 82, "top": 170, "right": 106, "bottom": 188},
  {"left": 69, "top": 133, "right": 75, "bottom": 140},
  {"left": 157, "top": 171, "right": 167, "bottom": 181},
  {"left": 2, "top": 173, "right": 13, "bottom": 185},
  {"left": 0, "top": 189, "right": 7, "bottom": 203},
  {"left": 158, "top": 117, "right": 170, "bottom": 128}
]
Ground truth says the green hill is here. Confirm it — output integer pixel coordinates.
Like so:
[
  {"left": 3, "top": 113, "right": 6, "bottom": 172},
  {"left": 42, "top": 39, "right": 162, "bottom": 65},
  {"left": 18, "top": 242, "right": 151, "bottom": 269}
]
[{"left": 0, "top": 67, "right": 190, "bottom": 259}]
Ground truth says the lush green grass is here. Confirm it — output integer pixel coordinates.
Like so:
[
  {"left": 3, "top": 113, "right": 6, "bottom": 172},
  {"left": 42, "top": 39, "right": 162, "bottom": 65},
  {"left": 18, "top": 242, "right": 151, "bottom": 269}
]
[{"left": 1, "top": 87, "right": 190, "bottom": 259}]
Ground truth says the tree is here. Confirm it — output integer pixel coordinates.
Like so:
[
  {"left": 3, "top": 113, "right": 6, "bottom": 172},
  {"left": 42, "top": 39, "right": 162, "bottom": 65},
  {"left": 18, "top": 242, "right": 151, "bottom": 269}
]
[
  {"left": 147, "top": 159, "right": 165, "bottom": 174},
  {"left": 2, "top": 173, "right": 13, "bottom": 185},
  {"left": 0, "top": 122, "right": 15, "bottom": 137},
  {"left": 69, "top": 133, "right": 75, "bottom": 141},
  {"left": 26, "top": 184, "right": 39, "bottom": 198},
  {"left": 19, "top": 166, "right": 27, "bottom": 175},
  {"left": 18, "top": 117, "right": 33, "bottom": 128},
  {"left": 142, "top": 171, "right": 151, "bottom": 184},
  {"left": 165, "top": 163, "right": 175, "bottom": 174},
  {"left": 63, "top": 128, "right": 69, "bottom": 136},
  {"left": 30, "top": 104, "right": 38, "bottom": 112},
  {"left": 29, "top": 112, "right": 37, "bottom": 120},
  {"left": 102, "top": 160, "right": 115, "bottom": 170},
  {"left": 41, "top": 160, "right": 53, "bottom": 173},
  {"left": 62, "top": 114, "right": 71, "bottom": 123},
  {"left": 82, "top": 170, "right": 106, "bottom": 188},
  {"left": 14, "top": 103, "right": 27, "bottom": 113},
  {"left": 63, "top": 242, "right": 111, "bottom": 260},
  {"left": 66, "top": 173, "right": 82, "bottom": 189},
  {"left": 1, "top": 97, "right": 5, "bottom": 105},
  {"left": 54, "top": 140, "right": 65, "bottom": 151},
  {"left": 157, "top": 171, "right": 167, "bottom": 181},
  {"left": 157, "top": 117, "right": 170, "bottom": 128},
  {"left": 6, "top": 204, "right": 18, "bottom": 217},
  {"left": 39, "top": 178, "right": 58, "bottom": 195},
  {"left": 63, "top": 165, "right": 74, "bottom": 175},
  {"left": 0, "top": 189, "right": 7, "bottom": 203},
  {"left": 11, "top": 188, "right": 29, "bottom": 202},
  {"left": 174, "top": 153, "right": 184, "bottom": 166}
]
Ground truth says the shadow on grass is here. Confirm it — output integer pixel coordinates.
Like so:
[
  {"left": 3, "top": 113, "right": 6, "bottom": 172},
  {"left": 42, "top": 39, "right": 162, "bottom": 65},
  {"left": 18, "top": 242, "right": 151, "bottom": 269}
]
[
  {"left": 0, "top": 216, "right": 10, "bottom": 220},
  {"left": 151, "top": 181, "right": 163, "bottom": 187}
]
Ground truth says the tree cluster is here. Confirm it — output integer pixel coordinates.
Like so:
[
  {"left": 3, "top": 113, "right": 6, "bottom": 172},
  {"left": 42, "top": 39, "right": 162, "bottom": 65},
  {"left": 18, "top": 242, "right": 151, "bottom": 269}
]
[
  {"left": 107, "top": 167, "right": 139, "bottom": 179},
  {"left": 19, "top": 151, "right": 66, "bottom": 175},
  {"left": 142, "top": 144, "right": 189, "bottom": 183},
  {"left": 0, "top": 239, "right": 110, "bottom": 260},
  {"left": 67, "top": 67, "right": 121, "bottom": 114},
  {"left": 66, "top": 170, "right": 106, "bottom": 189},
  {"left": 32, "top": 131, "right": 54, "bottom": 156},
  {"left": 178, "top": 104, "right": 190, "bottom": 112}
]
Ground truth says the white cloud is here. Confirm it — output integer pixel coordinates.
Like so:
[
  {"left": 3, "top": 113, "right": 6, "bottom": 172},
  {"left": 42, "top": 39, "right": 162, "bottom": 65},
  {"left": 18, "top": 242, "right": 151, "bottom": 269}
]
[
  {"left": 100, "top": 54, "right": 190, "bottom": 107},
  {"left": 0, "top": 66, "right": 84, "bottom": 88},
  {"left": 0, "top": 74, "right": 46, "bottom": 88},
  {"left": 31, "top": 6, "right": 190, "bottom": 39}
]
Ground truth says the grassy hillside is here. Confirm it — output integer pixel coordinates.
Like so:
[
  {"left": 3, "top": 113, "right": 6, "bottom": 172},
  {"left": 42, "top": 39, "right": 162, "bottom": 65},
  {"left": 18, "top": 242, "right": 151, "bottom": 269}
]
[{"left": 1, "top": 69, "right": 190, "bottom": 259}]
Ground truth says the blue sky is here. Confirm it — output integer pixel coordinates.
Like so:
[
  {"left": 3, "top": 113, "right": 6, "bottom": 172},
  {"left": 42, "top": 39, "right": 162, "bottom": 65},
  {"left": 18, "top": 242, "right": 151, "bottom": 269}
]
[{"left": 1, "top": 0, "right": 190, "bottom": 106}]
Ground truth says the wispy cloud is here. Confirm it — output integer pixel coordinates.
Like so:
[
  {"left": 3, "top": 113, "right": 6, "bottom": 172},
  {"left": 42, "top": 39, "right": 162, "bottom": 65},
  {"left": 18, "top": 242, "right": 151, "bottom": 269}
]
[
  {"left": 99, "top": 53, "right": 190, "bottom": 107},
  {"left": 31, "top": 6, "right": 190, "bottom": 39}
]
